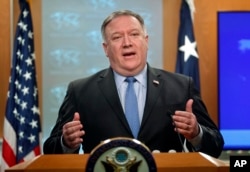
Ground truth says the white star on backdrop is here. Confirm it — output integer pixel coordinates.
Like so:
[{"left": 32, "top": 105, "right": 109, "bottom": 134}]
[{"left": 179, "top": 35, "right": 199, "bottom": 62}]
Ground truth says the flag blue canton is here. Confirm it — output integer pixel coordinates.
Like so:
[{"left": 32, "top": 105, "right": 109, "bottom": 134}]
[
  {"left": 3, "top": 0, "right": 41, "bottom": 165},
  {"left": 175, "top": 0, "right": 200, "bottom": 91}
]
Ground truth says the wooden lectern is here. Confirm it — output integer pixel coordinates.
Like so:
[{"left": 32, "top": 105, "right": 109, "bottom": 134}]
[{"left": 6, "top": 152, "right": 229, "bottom": 172}]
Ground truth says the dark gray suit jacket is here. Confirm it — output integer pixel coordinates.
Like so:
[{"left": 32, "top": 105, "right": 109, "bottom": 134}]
[{"left": 43, "top": 65, "right": 224, "bottom": 158}]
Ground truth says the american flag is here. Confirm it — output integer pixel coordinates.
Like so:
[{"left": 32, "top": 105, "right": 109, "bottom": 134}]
[
  {"left": 175, "top": 0, "right": 200, "bottom": 91},
  {"left": 1, "top": 0, "right": 41, "bottom": 170}
]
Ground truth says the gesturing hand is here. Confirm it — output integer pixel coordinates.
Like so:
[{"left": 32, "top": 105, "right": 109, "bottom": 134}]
[
  {"left": 172, "top": 99, "right": 200, "bottom": 140},
  {"left": 62, "top": 112, "right": 85, "bottom": 149}
]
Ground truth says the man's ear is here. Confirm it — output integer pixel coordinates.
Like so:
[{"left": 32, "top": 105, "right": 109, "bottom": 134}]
[
  {"left": 102, "top": 42, "right": 108, "bottom": 57},
  {"left": 145, "top": 35, "right": 149, "bottom": 50}
]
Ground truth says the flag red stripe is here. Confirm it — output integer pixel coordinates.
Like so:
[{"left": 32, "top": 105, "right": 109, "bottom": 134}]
[
  {"left": 2, "top": 138, "right": 17, "bottom": 167},
  {"left": 33, "top": 145, "right": 41, "bottom": 156}
]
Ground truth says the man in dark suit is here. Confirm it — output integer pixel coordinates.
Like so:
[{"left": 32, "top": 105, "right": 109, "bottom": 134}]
[{"left": 43, "top": 10, "right": 224, "bottom": 158}]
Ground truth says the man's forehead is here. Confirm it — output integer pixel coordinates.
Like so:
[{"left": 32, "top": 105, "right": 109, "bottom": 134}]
[{"left": 105, "top": 16, "right": 142, "bottom": 32}]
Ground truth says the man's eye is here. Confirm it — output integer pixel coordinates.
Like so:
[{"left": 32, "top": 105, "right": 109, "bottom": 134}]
[
  {"left": 112, "top": 36, "right": 121, "bottom": 40},
  {"left": 131, "top": 33, "right": 139, "bottom": 36}
]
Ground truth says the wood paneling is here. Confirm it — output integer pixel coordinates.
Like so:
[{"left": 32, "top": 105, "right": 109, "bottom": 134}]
[
  {"left": 194, "top": 0, "right": 219, "bottom": 124},
  {"left": 163, "top": 0, "right": 181, "bottom": 72},
  {"left": 0, "top": 0, "right": 11, "bottom": 138}
]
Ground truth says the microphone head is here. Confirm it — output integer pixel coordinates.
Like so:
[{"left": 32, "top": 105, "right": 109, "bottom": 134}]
[
  {"left": 168, "top": 149, "right": 177, "bottom": 153},
  {"left": 152, "top": 150, "right": 161, "bottom": 154}
]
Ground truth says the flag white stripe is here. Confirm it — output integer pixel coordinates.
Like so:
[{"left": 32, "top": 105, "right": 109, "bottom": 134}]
[
  {"left": 3, "top": 118, "right": 17, "bottom": 156},
  {"left": 23, "top": 151, "right": 36, "bottom": 161},
  {"left": 185, "top": 0, "right": 195, "bottom": 21},
  {"left": 1, "top": 158, "right": 9, "bottom": 172}
]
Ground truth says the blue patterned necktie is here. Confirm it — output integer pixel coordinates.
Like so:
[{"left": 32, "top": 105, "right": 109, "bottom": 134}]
[{"left": 125, "top": 77, "right": 140, "bottom": 138}]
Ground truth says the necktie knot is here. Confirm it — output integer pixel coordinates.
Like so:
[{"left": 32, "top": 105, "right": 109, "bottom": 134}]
[{"left": 125, "top": 77, "right": 136, "bottom": 83}]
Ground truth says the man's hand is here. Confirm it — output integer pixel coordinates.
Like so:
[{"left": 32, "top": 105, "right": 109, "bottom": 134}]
[
  {"left": 172, "top": 99, "right": 200, "bottom": 140},
  {"left": 62, "top": 112, "right": 85, "bottom": 149}
]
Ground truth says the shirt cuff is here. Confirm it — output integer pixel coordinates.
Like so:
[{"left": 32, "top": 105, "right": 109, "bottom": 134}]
[
  {"left": 188, "top": 124, "right": 203, "bottom": 150},
  {"left": 60, "top": 135, "right": 79, "bottom": 153}
]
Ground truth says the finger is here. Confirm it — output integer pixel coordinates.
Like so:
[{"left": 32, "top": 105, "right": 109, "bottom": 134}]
[
  {"left": 63, "top": 120, "right": 82, "bottom": 130},
  {"left": 63, "top": 129, "right": 85, "bottom": 148},
  {"left": 64, "top": 135, "right": 83, "bottom": 149},
  {"left": 66, "top": 130, "right": 85, "bottom": 141},
  {"left": 67, "top": 137, "right": 83, "bottom": 149},
  {"left": 66, "top": 122, "right": 83, "bottom": 133},
  {"left": 173, "top": 121, "right": 190, "bottom": 131},
  {"left": 185, "top": 99, "right": 193, "bottom": 113},
  {"left": 73, "top": 112, "right": 80, "bottom": 121},
  {"left": 172, "top": 111, "right": 190, "bottom": 124}
]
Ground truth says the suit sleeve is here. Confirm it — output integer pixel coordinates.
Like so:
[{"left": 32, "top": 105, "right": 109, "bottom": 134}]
[
  {"left": 188, "top": 78, "right": 224, "bottom": 158},
  {"left": 43, "top": 81, "right": 80, "bottom": 154}
]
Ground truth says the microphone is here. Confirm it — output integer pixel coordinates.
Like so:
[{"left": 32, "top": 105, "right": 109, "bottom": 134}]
[
  {"left": 152, "top": 149, "right": 177, "bottom": 153},
  {"left": 167, "top": 109, "right": 186, "bottom": 153},
  {"left": 168, "top": 149, "right": 177, "bottom": 153},
  {"left": 152, "top": 150, "right": 161, "bottom": 154}
]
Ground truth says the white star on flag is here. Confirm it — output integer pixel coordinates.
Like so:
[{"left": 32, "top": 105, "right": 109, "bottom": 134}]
[{"left": 179, "top": 35, "right": 198, "bottom": 62}]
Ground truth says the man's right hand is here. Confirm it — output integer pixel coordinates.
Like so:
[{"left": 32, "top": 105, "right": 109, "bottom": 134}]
[{"left": 62, "top": 112, "right": 85, "bottom": 149}]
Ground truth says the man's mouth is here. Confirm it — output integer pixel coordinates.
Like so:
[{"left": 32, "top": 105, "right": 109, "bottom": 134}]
[{"left": 123, "top": 52, "right": 136, "bottom": 57}]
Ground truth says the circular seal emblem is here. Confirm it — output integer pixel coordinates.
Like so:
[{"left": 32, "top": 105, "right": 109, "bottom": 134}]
[{"left": 85, "top": 137, "right": 157, "bottom": 172}]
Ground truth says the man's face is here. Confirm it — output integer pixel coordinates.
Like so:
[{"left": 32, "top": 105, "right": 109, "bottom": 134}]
[{"left": 102, "top": 15, "right": 148, "bottom": 76}]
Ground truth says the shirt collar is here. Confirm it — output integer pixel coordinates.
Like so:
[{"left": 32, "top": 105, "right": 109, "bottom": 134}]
[{"left": 113, "top": 65, "right": 147, "bottom": 88}]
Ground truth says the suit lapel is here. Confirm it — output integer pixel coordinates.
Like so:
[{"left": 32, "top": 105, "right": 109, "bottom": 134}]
[
  {"left": 97, "top": 68, "right": 132, "bottom": 134},
  {"left": 140, "top": 66, "right": 164, "bottom": 129},
  {"left": 96, "top": 66, "right": 165, "bottom": 137}
]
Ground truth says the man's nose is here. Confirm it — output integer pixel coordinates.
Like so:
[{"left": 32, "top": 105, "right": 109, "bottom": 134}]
[{"left": 123, "top": 35, "right": 132, "bottom": 47}]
